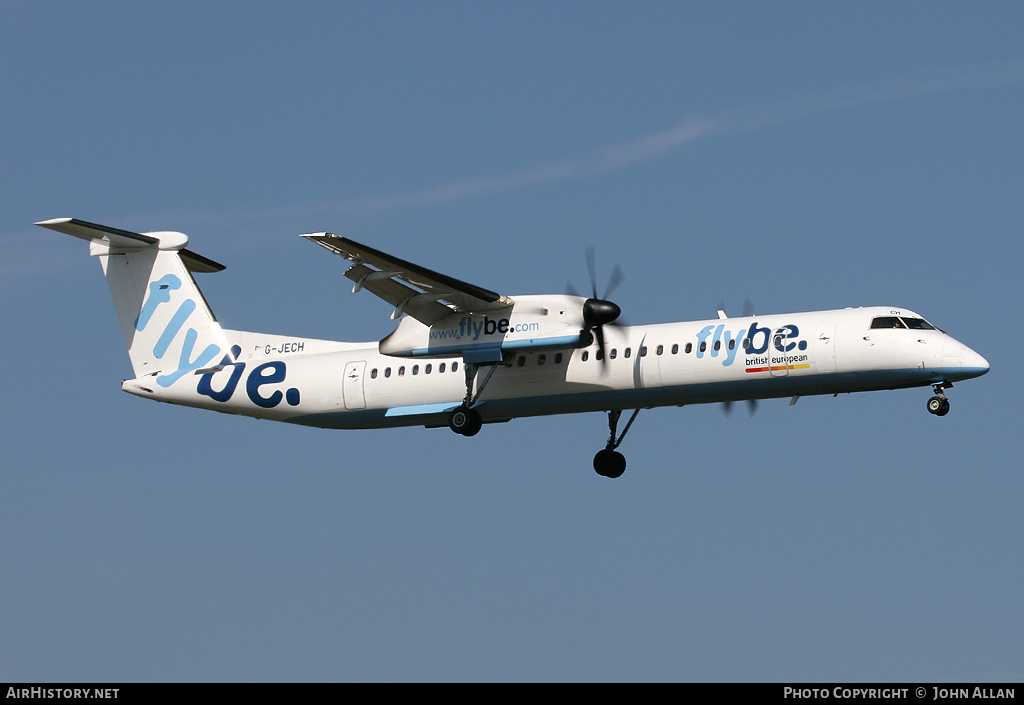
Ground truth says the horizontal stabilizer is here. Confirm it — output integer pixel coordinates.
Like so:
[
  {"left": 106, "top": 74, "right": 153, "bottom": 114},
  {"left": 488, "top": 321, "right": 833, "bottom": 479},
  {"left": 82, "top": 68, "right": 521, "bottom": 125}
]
[{"left": 36, "top": 217, "right": 225, "bottom": 273}]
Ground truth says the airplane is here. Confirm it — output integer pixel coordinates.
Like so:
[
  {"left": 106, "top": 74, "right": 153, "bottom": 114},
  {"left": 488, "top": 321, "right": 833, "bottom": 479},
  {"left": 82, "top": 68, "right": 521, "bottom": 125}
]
[{"left": 37, "top": 217, "right": 990, "bottom": 478}]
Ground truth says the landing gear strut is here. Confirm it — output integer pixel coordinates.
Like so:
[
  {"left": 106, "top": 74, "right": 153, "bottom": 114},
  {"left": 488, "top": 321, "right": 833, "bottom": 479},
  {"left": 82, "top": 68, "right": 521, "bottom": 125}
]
[
  {"left": 594, "top": 409, "right": 641, "bottom": 478},
  {"left": 448, "top": 360, "right": 505, "bottom": 436},
  {"left": 927, "top": 381, "right": 951, "bottom": 417}
]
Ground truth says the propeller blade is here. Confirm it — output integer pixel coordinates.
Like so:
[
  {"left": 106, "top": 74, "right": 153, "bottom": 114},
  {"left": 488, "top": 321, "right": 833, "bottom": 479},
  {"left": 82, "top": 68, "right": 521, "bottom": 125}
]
[
  {"left": 585, "top": 246, "right": 599, "bottom": 299},
  {"left": 604, "top": 263, "right": 625, "bottom": 300},
  {"left": 594, "top": 325, "right": 608, "bottom": 371},
  {"left": 723, "top": 399, "right": 759, "bottom": 417}
]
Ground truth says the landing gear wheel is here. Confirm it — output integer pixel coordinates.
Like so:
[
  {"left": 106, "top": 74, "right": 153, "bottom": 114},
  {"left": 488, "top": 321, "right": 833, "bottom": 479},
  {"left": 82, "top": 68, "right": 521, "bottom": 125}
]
[
  {"left": 593, "top": 448, "right": 626, "bottom": 478},
  {"left": 448, "top": 405, "right": 482, "bottom": 436},
  {"left": 927, "top": 396, "right": 950, "bottom": 416}
]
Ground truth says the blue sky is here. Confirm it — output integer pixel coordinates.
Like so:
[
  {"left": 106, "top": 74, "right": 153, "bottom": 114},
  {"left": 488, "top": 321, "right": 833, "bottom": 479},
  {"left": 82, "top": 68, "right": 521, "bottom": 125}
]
[{"left": 2, "top": 1, "right": 1022, "bottom": 682}]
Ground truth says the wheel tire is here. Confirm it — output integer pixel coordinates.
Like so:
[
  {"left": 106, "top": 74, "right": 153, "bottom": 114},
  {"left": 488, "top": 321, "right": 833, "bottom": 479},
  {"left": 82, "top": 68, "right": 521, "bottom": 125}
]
[
  {"left": 449, "top": 406, "right": 482, "bottom": 436},
  {"left": 936, "top": 398, "right": 950, "bottom": 416},
  {"left": 927, "top": 396, "right": 948, "bottom": 416},
  {"left": 593, "top": 449, "right": 626, "bottom": 478}
]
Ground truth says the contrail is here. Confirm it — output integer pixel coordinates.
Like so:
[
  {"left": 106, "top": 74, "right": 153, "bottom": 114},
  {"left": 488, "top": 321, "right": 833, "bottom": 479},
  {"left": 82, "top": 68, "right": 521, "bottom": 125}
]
[
  {"left": 17, "top": 58, "right": 1024, "bottom": 253},
  {"left": 315, "top": 60, "right": 1024, "bottom": 214},
  {"left": 12, "top": 60, "right": 1022, "bottom": 287}
]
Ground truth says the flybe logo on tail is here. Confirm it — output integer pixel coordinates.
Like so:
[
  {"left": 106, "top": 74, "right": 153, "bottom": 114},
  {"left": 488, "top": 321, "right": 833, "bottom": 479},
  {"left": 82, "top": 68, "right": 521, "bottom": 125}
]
[
  {"left": 695, "top": 322, "right": 808, "bottom": 367},
  {"left": 135, "top": 274, "right": 220, "bottom": 387},
  {"left": 136, "top": 274, "right": 301, "bottom": 408}
]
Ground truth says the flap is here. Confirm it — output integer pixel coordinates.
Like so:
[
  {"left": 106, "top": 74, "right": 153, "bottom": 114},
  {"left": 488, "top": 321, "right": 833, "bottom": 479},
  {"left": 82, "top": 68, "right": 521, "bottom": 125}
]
[{"left": 302, "top": 233, "right": 512, "bottom": 326}]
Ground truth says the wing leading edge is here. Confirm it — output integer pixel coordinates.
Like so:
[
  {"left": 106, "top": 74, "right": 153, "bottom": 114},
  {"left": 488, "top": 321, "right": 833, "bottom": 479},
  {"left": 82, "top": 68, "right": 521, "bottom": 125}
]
[{"left": 302, "top": 233, "right": 512, "bottom": 325}]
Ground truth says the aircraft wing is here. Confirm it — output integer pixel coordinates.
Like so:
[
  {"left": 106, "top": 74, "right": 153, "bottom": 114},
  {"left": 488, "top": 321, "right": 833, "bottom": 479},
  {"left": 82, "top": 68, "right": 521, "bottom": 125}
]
[{"left": 302, "top": 233, "right": 512, "bottom": 325}]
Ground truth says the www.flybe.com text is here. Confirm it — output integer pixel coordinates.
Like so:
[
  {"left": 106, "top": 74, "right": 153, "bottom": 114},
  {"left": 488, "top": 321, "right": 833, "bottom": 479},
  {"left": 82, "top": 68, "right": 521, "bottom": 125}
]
[{"left": 430, "top": 316, "right": 541, "bottom": 341}]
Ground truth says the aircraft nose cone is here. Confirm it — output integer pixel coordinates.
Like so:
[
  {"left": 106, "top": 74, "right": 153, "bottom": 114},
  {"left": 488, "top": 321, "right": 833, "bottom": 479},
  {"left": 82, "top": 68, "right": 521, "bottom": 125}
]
[
  {"left": 963, "top": 348, "right": 990, "bottom": 377},
  {"left": 938, "top": 338, "right": 989, "bottom": 382}
]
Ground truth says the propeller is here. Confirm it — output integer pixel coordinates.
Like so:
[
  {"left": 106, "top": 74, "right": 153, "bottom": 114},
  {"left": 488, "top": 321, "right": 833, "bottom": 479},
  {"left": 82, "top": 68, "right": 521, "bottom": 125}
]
[
  {"left": 716, "top": 298, "right": 756, "bottom": 318},
  {"left": 722, "top": 399, "right": 759, "bottom": 417},
  {"left": 567, "top": 247, "right": 625, "bottom": 366},
  {"left": 716, "top": 298, "right": 758, "bottom": 416}
]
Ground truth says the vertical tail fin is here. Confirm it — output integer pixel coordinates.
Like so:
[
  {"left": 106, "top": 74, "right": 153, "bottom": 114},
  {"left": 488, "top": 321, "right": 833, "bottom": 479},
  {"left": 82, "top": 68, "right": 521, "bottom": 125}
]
[{"left": 36, "top": 218, "right": 230, "bottom": 387}]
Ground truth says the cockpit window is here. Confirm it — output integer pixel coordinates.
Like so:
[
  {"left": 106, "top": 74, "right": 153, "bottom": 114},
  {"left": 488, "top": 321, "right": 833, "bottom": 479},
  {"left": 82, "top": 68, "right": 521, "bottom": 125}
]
[
  {"left": 901, "top": 317, "right": 936, "bottom": 330},
  {"left": 870, "top": 315, "right": 939, "bottom": 331},
  {"left": 870, "top": 316, "right": 906, "bottom": 329}
]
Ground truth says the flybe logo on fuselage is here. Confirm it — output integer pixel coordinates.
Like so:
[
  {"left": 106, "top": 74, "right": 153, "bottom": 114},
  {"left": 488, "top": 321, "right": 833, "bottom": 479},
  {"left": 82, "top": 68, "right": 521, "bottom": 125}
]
[{"left": 695, "top": 321, "right": 808, "bottom": 367}]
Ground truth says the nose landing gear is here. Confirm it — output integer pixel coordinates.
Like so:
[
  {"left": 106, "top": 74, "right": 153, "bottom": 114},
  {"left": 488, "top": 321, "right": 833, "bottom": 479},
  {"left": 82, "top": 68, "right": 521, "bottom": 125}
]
[{"left": 927, "top": 382, "right": 951, "bottom": 417}]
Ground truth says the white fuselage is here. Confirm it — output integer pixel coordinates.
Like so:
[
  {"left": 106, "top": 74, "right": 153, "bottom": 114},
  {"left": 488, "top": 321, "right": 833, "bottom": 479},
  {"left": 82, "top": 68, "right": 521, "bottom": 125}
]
[{"left": 123, "top": 305, "right": 989, "bottom": 430}]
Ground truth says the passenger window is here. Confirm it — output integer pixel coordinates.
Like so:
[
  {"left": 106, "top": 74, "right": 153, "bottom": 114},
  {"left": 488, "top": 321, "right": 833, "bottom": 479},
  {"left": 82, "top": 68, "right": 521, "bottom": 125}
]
[
  {"left": 517, "top": 356, "right": 526, "bottom": 367},
  {"left": 685, "top": 343, "right": 692, "bottom": 354},
  {"left": 699, "top": 342, "right": 706, "bottom": 353},
  {"left": 538, "top": 354, "right": 546, "bottom": 366},
  {"left": 439, "top": 363, "right": 446, "bottom": 373},
  {"left": 384, "top": 367, "right": 392, "bottom": 378},
  {"left": 412, "top": 365, "right": 419, "bottom": 375},
  {"left": 371, "top": 368, "right": 378, "bottom": 379},
  {"left": 398, "top": 366, "right": 405, "bottom": 376},
  {"left": 656, "top": 345, "right": 664, "bottom": 355},
  {"left": 624, "top": 348, "right": 631, "bottom": 358},
  {"left": 425, "top": 364, "right": 432, "bottom": 374},
  {"left": 610, "top": 349, "right": 618, "bottom": 360},
  {"left": 555, "top": 353, "right": 563, "bottom": 364},
  {"left": 452, "top": 362, "right": 459, "bottom": 372},
  {"left": 582, "top": 350, "right": 590, "bottom": 362},
  {"left": 672, "top": 344, "right": 679, "bottom": 354}
]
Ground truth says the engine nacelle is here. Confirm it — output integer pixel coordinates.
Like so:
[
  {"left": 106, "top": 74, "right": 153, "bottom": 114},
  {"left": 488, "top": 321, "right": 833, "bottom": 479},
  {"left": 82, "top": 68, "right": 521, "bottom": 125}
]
[{"left": 379, "top": 295, "right": 590, "bottom": 362}]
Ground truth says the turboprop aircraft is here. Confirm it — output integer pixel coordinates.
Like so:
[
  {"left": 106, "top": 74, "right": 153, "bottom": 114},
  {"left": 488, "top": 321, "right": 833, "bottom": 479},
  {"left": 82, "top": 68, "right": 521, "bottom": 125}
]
[{"left": 37, "top": 217, "right": 990, "bottom": 478}]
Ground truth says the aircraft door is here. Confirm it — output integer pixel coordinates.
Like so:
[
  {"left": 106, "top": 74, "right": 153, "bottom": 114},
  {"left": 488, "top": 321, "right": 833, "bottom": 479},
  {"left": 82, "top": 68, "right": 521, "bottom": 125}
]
[
  {"left": 770, "top": 328, "right": 790, "bottom": 377},
  {"left": 637, "top": 330, "right": 664, "bottom": 389},
  {"left": 343, "top": 360, "right": 367, "bottom": 410}
]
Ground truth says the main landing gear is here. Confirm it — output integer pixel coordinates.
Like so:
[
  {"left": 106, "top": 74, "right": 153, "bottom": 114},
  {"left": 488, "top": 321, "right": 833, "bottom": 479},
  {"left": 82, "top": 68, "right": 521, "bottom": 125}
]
[
  {"left": 927, "top": 381, "right": 952, "bottom": 417},
  {"left": 594, "top": 409, "right": 641, "bottom": 478},
  {"left": 448, "top": 404, "right": 482, "bottom": 436},
  {"left": 448, "top": 361, "right": 504, "bottom": 437}
]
